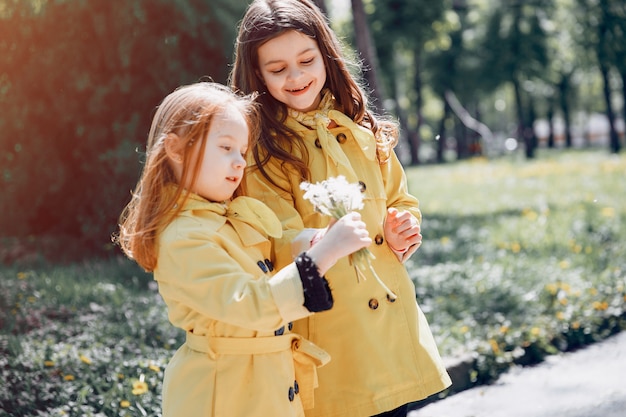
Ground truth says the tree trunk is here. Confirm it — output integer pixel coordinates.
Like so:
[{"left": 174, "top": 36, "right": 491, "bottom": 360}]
[
  {"left": 436, "top": 98, "right": 450, "bottom": 163},
  {"left": 597, "top": 0, "right": 621, "bottom": 153},
  {"left": 599, "top": 63, "right": 620, "bottom": 153},
  {"left": 411, "top": 47, "right": 423, "bottom": 165},
  {"left": 547, "top": 99, "right": 555, "bottom": 148},
  {"left": 513, "top": 79, "right": 535, "bottom": 158},
  {"left": 558, "top": 72, "right": 573, "bottom": 148},
  {"left": 350, "top": 0, "right": 384, "bottom": 113}
]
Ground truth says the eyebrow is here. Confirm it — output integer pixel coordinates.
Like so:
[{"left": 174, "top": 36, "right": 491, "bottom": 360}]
[{"left": 261, "top": 47, "right": 318, "bottom": 67}]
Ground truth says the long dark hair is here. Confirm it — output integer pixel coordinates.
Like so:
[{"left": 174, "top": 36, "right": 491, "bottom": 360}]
[{"left": 229, "top": 0, "right": 396, "bottom": 188}]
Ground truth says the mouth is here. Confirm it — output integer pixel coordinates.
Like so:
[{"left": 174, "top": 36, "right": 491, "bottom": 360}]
[
  {"left": 226, "top": 176, "right": 240, "bottom": 183},
  {"left": 287, "top": 81, "right": 312, "bottom": 94}
]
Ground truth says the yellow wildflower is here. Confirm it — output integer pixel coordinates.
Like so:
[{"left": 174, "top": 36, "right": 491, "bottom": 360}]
[
  {"left": 530, "top": 327, "right": 541, "bottom": 337},
  {"left": 44, "top": 360, "right": 55, "bottom": 367},
  {"left": 499, "top": 325, "right": 509, "bottom": 334},
  {"left": 511, "top": 242, "right": 521, "bottom": 253},
  {"left": 148, "top": 363, "right": 161, "bottom": 373},
  {"left": 64, "top": 375, "right": 75, "bottom": 381},
  {"left": 571, "top": 321, "right": 580, "bottom": 330},
  {"left": 132, "top": 380, "right": 149, "bottom": 395},
  {"left": 592, "top": 301, "right": 608, "bottom": 311},
  {"left": 556, "top": 312, "right": 565, "bottom": 320},
  {"left": 600, "top": 207, "right": 615, "bottom": 218},
  {"left": 17, "top": 272, "right": 27, "bottom": 280},
  {"left": 120, "top": 400, "right": 131, "bottom": 408},
  {"left": 80, "top": 354, "right": 92, "bottom": 365},
  {"left": 489, "top": 339, "right": 500, "bottom": 354}
]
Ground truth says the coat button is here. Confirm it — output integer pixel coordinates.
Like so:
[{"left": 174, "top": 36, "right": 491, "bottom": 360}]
[
  {"left": 368, "top": 298, "right": 379, "bottom": 310},
  {"left": 386, "top": 293, "right": 397, "bottom": 303},
  {"left": 294, "top": 380, "right": 299, "bottom": 394},
  {"left": 374, "top": 234, "right": 384, "bottom": 245},
  {"left": 358, "top": 181, "right": 366, "bottom": 192},
  {"left": 315, "top": 138, "right": 322, "bottom": 148},
  {"left": 288, "top": 386, "right": 295, "bottom": 401},
  {"left": 336, "top": 133, "right": 347, "bottom": 144},
  {"left": 257, "top": 260, "right": 268, "bottom": 273},
  {"left": 288, "top": 322, "right": 293, "bottom": 331},
  {"left": 264, "top": 258, "right": 274, "bottom": 272},
  {"left": 274, "top": 326, "right": 285, "bottom": 336}
]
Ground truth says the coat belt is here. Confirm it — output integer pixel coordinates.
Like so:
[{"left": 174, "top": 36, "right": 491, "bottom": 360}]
[{"left": 185, "top": 332, "right": 330, "bottom": 409}]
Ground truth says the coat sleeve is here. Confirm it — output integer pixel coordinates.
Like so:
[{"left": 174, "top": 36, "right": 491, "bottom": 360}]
[
  {"left": 155, "top": 219, "right": 311, "bottom": 333},
  {"left": 381, "top": 150, "right": 422, "bottom": 224}
]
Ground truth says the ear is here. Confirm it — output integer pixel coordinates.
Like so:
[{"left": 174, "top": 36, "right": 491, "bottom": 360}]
[{"left": 164, "top": 133, "right": 185, "bottom": 165}]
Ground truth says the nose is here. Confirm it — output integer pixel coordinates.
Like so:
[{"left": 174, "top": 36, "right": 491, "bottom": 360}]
[
  {"left": 287, "top": 67, "right": 302, "bottom": 81},
  {"left": 234, "top": 153, "right": 246, "bottom": 169}
]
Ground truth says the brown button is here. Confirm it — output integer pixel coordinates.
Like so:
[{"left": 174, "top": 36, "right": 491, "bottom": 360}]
[
  {"left": 368, "top": 298, "right": 379, "bottom": 310},
  {"left": 315, "top": 139, "right": 322, "bottom": 148},
  {"left": 374, "top": 234, "right": 384, "bottom": 245},
  {"left": 336, "top": 133, "right": 347, "bottom": 144},
  {"left": 358, "top": 181, "right": 366, "bottom": 192},
  {"left": 386, "top": 293, "right": 397, "bottom": 303}
]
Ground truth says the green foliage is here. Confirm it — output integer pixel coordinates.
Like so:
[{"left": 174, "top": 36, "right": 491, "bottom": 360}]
[
  {"left": 0, "top": 257, "right": 182, "bottom": 416},
  {"left": 0, "top": 0, "right": 249, "bottom": 261},
  {"left": 407, "top": 150, "right": 626, "bottom": 388}
]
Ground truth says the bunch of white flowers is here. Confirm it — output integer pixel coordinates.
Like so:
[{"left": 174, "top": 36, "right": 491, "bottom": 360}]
[{"left": 300, "top": 176, "right": 397, "bottom": 300}]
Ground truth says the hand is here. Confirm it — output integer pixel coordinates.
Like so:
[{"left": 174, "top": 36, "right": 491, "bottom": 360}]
[
  {"left": 306, "top": 212, "right": 371, "bottom": 275},
  {"left": 384, "top": 208, "right": 422, "bottom": 255}
]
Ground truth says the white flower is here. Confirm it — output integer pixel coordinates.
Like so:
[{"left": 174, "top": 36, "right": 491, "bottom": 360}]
[{"left": 300, "top": 176, "right": 397, "bottom": 299}]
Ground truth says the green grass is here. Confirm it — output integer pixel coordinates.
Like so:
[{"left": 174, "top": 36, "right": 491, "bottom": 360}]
[
  {"left": 405, "top": 149, "right": 626, "bottom": 384},
  {"left": 1, "top": 149, "right": 625, "bottom": 415}
]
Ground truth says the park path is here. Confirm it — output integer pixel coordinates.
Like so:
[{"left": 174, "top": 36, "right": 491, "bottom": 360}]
[{"left": 409, "top": 330, "right": 626, "bottom": 417}]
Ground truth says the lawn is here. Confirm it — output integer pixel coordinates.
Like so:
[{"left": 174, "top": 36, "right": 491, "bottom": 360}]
[{"left": 1, "top": 149, "right": 625, "bottom": 416}]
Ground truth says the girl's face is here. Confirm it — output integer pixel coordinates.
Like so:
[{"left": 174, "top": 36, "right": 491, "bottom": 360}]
[
  {"left": 257, "top": 30, "right": 327, "bottom": 112},
  {"left": 189, "top": 106, "right": 249, "bottom": 202}
]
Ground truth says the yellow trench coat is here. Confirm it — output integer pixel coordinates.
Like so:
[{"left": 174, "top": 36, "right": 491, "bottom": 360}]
[
  {"left": 154, "top": 192, "right": 329, "bottom": 417},
  {"left": 245, "top": 115, "right": 452, "bottom": 417}
]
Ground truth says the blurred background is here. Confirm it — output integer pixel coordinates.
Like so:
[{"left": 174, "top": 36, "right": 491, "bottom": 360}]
[{"left": 1, "top": 0, "right": 624, "bottom": 263}]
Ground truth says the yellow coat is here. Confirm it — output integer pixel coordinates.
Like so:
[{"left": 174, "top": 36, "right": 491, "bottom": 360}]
[
  {"left": 245, "top": 114, "right": 452, "bottom": 417},
  {"left": 154, "top": 192, "right": 329, "bottom": 417}
]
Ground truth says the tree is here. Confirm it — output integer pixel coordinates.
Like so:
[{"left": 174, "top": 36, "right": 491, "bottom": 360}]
[
  {"left": 369, "top": 0, "right": 446, "bottom": 164},
  {"left": 0, "top": 0, "right": 249, "bottom": 260}
]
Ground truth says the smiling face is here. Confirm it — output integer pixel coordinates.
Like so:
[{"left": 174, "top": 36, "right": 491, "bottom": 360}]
[
  {"left": 257, "top": 30, "right": 327, "bottom": 113},
  {"left": 190, "top": 106, "right": 249, "bottom": 202}
]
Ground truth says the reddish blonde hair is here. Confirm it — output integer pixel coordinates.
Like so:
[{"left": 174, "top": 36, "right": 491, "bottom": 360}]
[{"left": 116, "top": 82, "right": 258, "bottom": 271}]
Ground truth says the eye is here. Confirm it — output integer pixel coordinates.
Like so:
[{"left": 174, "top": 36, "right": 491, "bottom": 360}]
[
  {"left": 269, "top": 67, "right": 285, "bottom": 74},
  {"left": 301, "top": 57, "right": 314, "bottom": 65},
  {"left": 221, "top": 145, "right": 232, "bottom": 151}
]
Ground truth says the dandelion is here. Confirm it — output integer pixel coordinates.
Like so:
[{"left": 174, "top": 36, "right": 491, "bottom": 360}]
[
  {"left": 511, "top": 242, "right": 521, "bottom": 253},
  {"left": 571, "top": 321, "right": 581, "bottom": 330},
  {"left": 120, "top": 400, "right": 131, "bottom": 408},
  {"left": 63, "top": 374, "right": 75, "bottom": 381},
  {"left": 148, "top": 363, "right": 161, "bottom": 373},
  {"left": 132, "top": 375, "right": 149, "bottom": 395},
  {"left": 488, "top": 339, "right": 500, "bottom": 354},
  {"left": 600, "top": 207, "right": 615, "bottom": 218},
  {"left": 530, "top": 327, "right": 541, "bottom": 337},
  {"left": 79, "top": 354, "right": 92, "bottom": 365},
  {"left": 44, "top": 360, "right": 55, "bottom": 367},
  {"left": 17, "top": 272, "right": 26, "bottom": 280},
  {"left": 556, "top": 312, "right": 565, "bottom": 320},
  {"left": 300, "top": 176, "right": 396, "bottom": 299}
]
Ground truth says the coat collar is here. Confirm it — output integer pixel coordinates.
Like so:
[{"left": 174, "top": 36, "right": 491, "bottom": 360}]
[{"left": 173, "top": 189, "right": 283, "bottom": 246}]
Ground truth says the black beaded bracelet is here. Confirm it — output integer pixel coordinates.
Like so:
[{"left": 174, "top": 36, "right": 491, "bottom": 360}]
[{"left": 295, "top": 252, "right": 334, "bottom": 312}]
